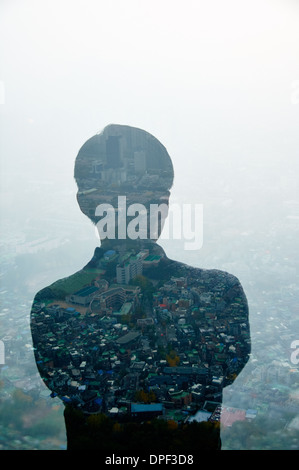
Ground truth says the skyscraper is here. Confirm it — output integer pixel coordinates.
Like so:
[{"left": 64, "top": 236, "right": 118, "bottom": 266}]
[{"left": 106, "top": 135, "right": 121, "bottom": 168}]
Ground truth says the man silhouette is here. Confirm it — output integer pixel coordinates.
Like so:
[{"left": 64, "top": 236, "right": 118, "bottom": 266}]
[{"left": 30, "top": 124, "right": 250, "bottom": 453}]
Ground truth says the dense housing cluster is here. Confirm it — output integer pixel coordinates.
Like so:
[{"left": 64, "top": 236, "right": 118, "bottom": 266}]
[{"left": 31, "top": 242, "right": 250, "bottom": 425}]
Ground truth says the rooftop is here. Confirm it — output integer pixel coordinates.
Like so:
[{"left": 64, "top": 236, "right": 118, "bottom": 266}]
[
  {"left": 73, "top": 286, "right": 98, "bottom": 297},
  {"left": 131, "top": 403, "right": 163, "bottom": 413}
]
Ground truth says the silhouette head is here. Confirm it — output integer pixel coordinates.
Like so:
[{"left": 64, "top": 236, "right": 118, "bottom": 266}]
[{"left": 74, "top": 124, "right": 174, "bottom": 242}]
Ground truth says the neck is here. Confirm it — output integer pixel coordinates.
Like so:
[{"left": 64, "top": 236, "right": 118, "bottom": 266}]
[{"left": 99, "top": 238, "right": 158, "bottom": 252}]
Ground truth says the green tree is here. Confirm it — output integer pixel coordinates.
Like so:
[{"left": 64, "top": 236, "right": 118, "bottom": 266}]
[{"left": 166, "top": 349, "right": 180, "bottom": 367}]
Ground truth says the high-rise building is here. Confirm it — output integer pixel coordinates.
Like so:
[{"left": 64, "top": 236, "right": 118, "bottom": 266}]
[
  {"left": 116, "top": 255, "right": 143, "bottom": 284},
  {"left": 134, "top": 150, "right": 147, "bottom": 173},
  {"left": 106, "top": 135, "right": 121, "bottom": 168}
]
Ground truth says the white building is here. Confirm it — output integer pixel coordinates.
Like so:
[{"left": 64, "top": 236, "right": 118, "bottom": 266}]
[{"left": 116, "top": 254, "right": 143, "bottom": 284}]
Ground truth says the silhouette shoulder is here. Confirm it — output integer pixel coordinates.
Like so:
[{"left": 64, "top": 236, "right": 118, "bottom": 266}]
[{"left": 33, "top": 268, "right": 88, "bottom": 304}]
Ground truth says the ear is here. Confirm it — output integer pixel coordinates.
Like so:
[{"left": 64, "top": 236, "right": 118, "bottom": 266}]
[
  {"left": 76, "top": 191, "right": 84, "bottom": 211},
  {"left": 76, "top": 191, "right": 92, "bottom": 221},
  {"left": 160, "top": 192, "right": 170, "bottom": 206}
]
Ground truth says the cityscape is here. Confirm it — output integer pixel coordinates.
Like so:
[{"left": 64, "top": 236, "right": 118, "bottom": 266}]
[
  {"left": 1, "top": 209, "right": 298, "bottom": 450},
  {"left": 1, "top": 0, "right": 299, "bottom": 454},
  {"left": 0, "top": 126, "right": 299, "bottom": 449},
  {"left": 30, "top": 240, "right": 250, "bottom": 428}
]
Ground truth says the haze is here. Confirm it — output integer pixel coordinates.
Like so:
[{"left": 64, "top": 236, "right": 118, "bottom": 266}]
[{"left": 0, "top": 0, "right": 299, "bottom": 450}]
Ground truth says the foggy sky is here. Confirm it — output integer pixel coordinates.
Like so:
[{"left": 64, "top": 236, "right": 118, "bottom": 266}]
[{"left": 0, "top": 0, "right": 298, "bottom": 273}]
